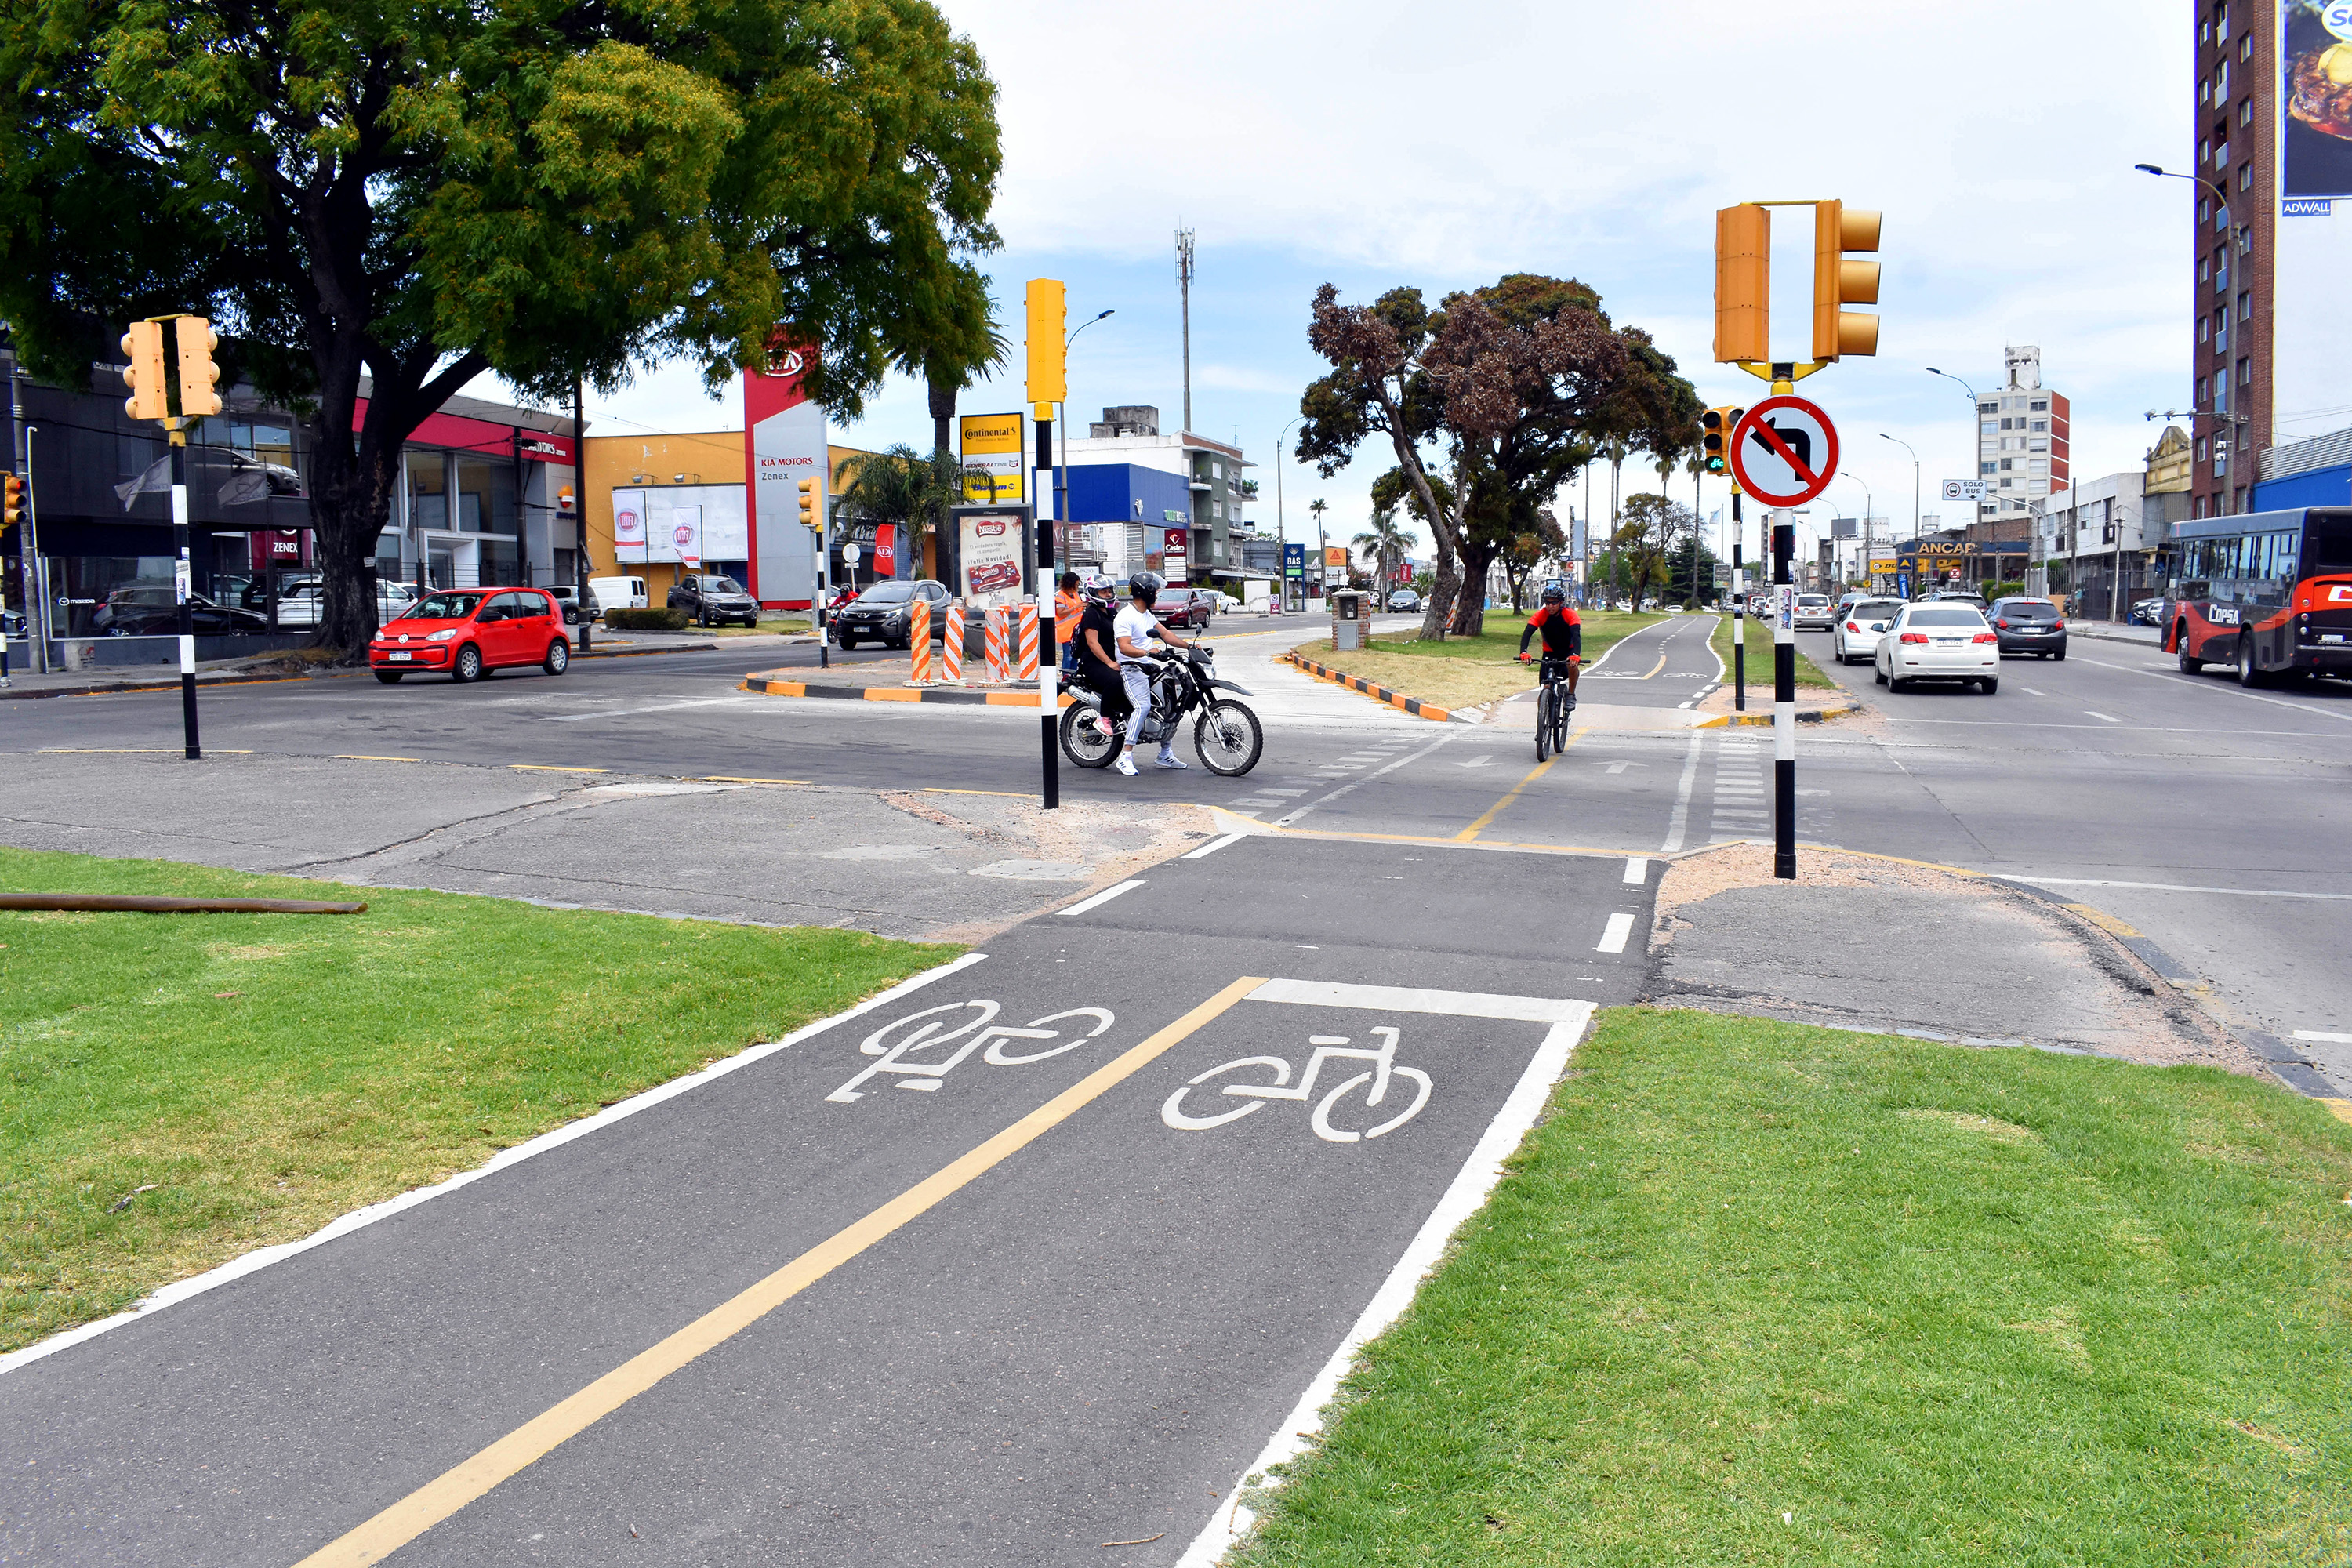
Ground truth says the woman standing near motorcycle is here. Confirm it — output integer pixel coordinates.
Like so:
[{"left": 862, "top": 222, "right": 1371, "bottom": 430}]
[{"left": 1112, "top": 571, "right": 1192, "bottom": 775}]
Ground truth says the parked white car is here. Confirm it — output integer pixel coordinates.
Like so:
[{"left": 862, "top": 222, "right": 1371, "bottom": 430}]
[
  {"left": 1831, "top": 597, "right": 1903, "bottom": 666},
  {"left": 272, "top": 577, "right": 415, "bottom": 627},
  {"left": 588, "top": 575, "right": 649, "bottom": 615},
  {"left": 1874, "top": 602, "right": 2000, "bottom": 694}
]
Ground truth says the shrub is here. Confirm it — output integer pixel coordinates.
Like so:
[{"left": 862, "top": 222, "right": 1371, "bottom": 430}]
[{"left": 604, "top": 607, "right": 688, "bottom": 632}]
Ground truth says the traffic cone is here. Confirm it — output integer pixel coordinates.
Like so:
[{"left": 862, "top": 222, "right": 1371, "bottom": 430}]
[
  {"left": 909, "top": 598, "right": 932, "bottom": 682},
  {"left": 943, "top": 602, "right": 964, "bottom": 684}
]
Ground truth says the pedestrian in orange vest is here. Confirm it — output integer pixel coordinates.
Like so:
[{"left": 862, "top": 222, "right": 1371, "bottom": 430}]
[{"left": 1053, "top": 571, "right": 1083, "bottom": 675}]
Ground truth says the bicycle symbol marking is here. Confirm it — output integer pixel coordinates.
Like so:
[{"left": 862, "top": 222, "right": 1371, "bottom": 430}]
[
  {"left": 1161, "top": 1026, "right": 1432, "bottom": 1143},
  {"left": 826, "top": 1000, "right": 1116, "bottom": 1103}
]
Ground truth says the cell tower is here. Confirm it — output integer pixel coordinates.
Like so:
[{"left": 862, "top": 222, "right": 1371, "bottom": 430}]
[{"left": 1175, "top": 228, "right": 1195, "bottom": 436}]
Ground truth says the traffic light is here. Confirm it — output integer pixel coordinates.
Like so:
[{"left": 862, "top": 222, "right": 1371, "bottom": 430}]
[
  {"left": 1700, "top": 405, "right": 1746, "bottom": 474},
  {"left": 121, "top": 321, "right": 169, "bottom": 420},
  {"left": 2, "top": 474, "right": 21, "bottom": 533},
  {"left": 1812, "top": 201, "right": 1881, "bottom": 361},
  {"left": 175, "top": 316, "right": 223, "bottom": 417},
  {"left": 1713, "top": 205, "right": 1769, "bottom": 365},
  {"left": 1025, "top": 278, "right": 1066, "bottom": 406},
  {"left": 797, "top": 477, "right": 820, "bottom": 531}
]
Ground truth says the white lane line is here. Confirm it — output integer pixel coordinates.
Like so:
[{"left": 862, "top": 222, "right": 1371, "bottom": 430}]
[
  {"left": 0, "top": 950, "right": 993, "bottom": 1380},
  {"left": 1658, "top": 730, "right": 1703, "bottom": 853},
  {"left": 1622, "top": 856, "right": 1649, "bottom": 885},
  {"left": 2073, "top": 656, "right": 2352, "bottom": 724},
  {"left": 1261, "top": 787, "right": 1309, "bottom": 797},
  {"left": 1245, "top": 978, "right": 1590, "bottom": 1023},
  {"left": 2021, "top": 877, "right": 2352, "bottom": 900},
  {"left": 1180, "top": 1003, "right": 1592, "bottom": 1566},
  {"left": 1876, "top": 719, "right": 2347, "bottom": 737},
  {"left": 2293, "top": 1030, "right": 2352, "bottom": 1043},
  {"left": 543, "top": 696, "right": 764, "bottom": 723},
  {"left": 2021, "top": 687, "right": 2047, "bottom": 695},
  {"left": 1596, "top": 912, "right": 1636, "bottom": 953},
  {"left": 2084, "top": 710, "right": 2120, "bottom": 723},
  {"left": 1059, "top": 880, "right": 1145, "bottom": 916},
  {"left": 1274, "top": 783, "right": 1357, "bottom": 827},
  {"left": 1183, "top": 833, "right": 1246, "bottom": 860}
]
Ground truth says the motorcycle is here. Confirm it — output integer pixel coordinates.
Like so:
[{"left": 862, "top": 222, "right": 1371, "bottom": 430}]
[{"left": 1058, "top": 643, "right": 1263, "bottom": 776}]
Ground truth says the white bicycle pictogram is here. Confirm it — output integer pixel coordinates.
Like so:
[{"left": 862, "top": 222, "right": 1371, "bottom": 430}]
[
  {"left": 1160, "top": 1026, "right": 1432, "bottom": 1143},
  {"left": 826, "top": 1000, "right": 1116, "bottom": 1103}
]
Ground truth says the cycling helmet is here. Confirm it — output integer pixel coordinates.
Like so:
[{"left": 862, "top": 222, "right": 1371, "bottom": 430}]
[
  {"left": 1539, "top": 583, "right": 1567, "bottom": 606},
  {"left": 1128, "top": 570, "right": 1165, "bottom": 600},
  {"left": 1082, "top": 572, "right": 1121, "bottom": 605}
]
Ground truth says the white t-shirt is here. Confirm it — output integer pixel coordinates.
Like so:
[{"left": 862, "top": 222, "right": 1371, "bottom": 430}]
[{"left": 1113, "top": 604, "right": 1162, "bottom": 665}]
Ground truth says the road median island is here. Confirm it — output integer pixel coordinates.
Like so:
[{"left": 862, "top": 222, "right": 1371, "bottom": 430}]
[
  {"left": 1284, "top": 610, "right": 1664, "bottom": 717},
  {"left": 0, "top": 846, "right": 957, "bottom": 1358},
  {"left": 1222, "top": 1003, "right": 2352, "bottom": 1566},
  {"left": 740, "top": 660, "right": 1073, "bottom": 707}
]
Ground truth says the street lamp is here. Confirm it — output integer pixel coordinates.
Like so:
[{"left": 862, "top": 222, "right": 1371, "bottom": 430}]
[
  {"left": 1276, "top": 413, "right": 1304, "bottom": 608},
  {"left": 1879, "top": 433, "right": 1919, "bottom": 587},
  {"left": 1051, "top": 310, "right": 1115, "bottom": 579},
  {"left": 2136, "top": 163, "right": 2249, "bottom": 514},
  {"left": 1839, "top": 470, "right": 1871, "bottom": 587}
]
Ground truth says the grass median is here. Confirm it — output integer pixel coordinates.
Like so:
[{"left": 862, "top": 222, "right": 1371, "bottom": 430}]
[
  {"left": 1710, "top": 611, "right": 1839, "bottom": 691},
  {"left": 1234, "top": 1007, "right": 2352, "bottom": 1566},
  {"left": 1290, "top": 611, "right": 1663, "bottom": 711},
  {"left": 0, "top": 848, "right": 954, "bottom": 1354}
]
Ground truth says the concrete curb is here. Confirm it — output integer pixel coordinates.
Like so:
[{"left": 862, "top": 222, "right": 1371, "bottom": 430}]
[
  {"left": 1282, "top": 652, "right": 1457, "bottom": 722},
  {"left": 1693, "top": 697, "right": 1858, "bottom": 728},
  {"left": 0, "top": 639, "right": 722, "bottom": 701},
  {"left": 739, "top": 670, "right": 1073, "bottom": 708}
]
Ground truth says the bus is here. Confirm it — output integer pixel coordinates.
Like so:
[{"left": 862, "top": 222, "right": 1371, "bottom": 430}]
[{"left": 2164, "top": 506, "right": 2352, "bottom": 685}]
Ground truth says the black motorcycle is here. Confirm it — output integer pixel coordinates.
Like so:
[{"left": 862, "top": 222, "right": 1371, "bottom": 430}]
[{"left": 1059, "top": 644, "right": 1263, "bottom": 775}]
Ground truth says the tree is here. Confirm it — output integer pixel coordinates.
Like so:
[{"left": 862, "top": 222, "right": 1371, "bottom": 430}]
[
  {"left": 1615, "top": 493, "right": 1697, "bottom": 612},
  {"left": 833, "top": 444, "right": 960, "bottom": 581},
  {"left": 887, "top": 262, "right": 1009, "bottom": 459},
  {"left": 0, "top": 0, "right": 1004, "bottom": 656},
  {"left": 1352, "top": 512, "right": 1410, "bottom": 591},
  {"left": 1500, "top": 506, "right": 1567, "bottom": 612}
]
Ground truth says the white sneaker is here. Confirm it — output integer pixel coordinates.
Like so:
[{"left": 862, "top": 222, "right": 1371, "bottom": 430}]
[
  {"left": 1114, "top": 753, "right": 1138, "bottom": 776},
  {"left": 1155, "top": 753, "right": 1188, "bottom": 769}
]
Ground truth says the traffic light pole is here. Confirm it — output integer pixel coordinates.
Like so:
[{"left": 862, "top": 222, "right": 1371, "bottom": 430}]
[
  {"left": 1730, "top": 487, "right": 1746, "bottom": 712},
  {"left": 170, "top": 425, "right": 201, "bottom": 760},
  {"left": 1771, "top": 509, "right": 1795, "bottom": 880},
  {"left": 1036, "top": 405, "right": 1058, "bottom": 811}
]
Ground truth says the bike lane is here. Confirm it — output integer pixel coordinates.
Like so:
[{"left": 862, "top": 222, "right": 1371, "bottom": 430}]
[{"left": 0, "top": 838, "right": 1650, "bottom": 1567}]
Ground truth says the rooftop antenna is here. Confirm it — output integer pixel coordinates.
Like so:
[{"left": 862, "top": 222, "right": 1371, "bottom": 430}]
[{"left": 1175, "top": 227, "right": 1195, "bottom": 436}]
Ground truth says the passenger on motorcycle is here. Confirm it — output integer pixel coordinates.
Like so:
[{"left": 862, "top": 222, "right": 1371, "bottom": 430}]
[
  {"left": 1073, "top": 573, "right": 1131, "bottom": 736},
  {"left": 1517, "top": 583, "right": 1582, "bottom": 706},
  {"left": 1113, "top": 571, "right": 1196, "bottom": 776}
]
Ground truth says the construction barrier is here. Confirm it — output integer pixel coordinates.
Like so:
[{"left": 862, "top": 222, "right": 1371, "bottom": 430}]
[
  {"left": 943, "top": 602, "right": 965, "bottom": 684},
  {"left": 1015, "top": 602, "right": 1040, "bottom": 680},
  {"left": 909, "top": 598, "right": 932, "bottom": 682},
  {"left": 983, "top": 604, "right": 1011, "bottom": 684}
]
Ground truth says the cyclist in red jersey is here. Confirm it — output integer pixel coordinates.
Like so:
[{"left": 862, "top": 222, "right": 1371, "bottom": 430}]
[{"left": 1517, "top": 583, "right": 1582, "bottom": 706}]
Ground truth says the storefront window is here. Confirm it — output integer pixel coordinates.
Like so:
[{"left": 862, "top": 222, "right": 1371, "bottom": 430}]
[
  {"left": 407, "top": 451, "right": 448, "bottom": 529},
  {"left": 456, "top": 456, "right": 515, "bottom": 534}
]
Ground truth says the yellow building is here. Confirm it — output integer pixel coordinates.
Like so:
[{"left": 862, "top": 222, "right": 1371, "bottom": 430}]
[{"left": 2144, "top": 424, "right": 2192, "bottom": 494}]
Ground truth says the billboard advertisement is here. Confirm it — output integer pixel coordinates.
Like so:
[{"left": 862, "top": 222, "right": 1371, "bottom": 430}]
[
  {"left": 958, "top": 513, "right": 1026, "bottom": 608},
  {"left": 1283, "top": 542, "right": 1305, "bottom": 578},
  {"left": 743, "top": 347, "right": 826, "bottom": 604},
  {"left": 2276, "top": 3, "right": 2352, "bottom": 443},
  {"left": 959, "top": 412, "right": 1025, "bottom": 504},
  {"left": 614, "top": 485, "right": 747, "bottom": 566},
  {"left": 613, "top": 488, "right": 647, "bottom": 562}
]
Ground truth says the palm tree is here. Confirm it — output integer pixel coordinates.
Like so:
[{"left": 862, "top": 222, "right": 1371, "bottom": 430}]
[
  {"left": 1308, "top": 498, "right": 1329, "bottom": 589},
  {"left": 1353, "top": 514, "right": 1407, "bottom": 591},
  {"left": 885, "top": 261, "right": 1011, "bottom": 459},
  {"left": 834, "top": 445, "right": 962, "bottom": 583}
]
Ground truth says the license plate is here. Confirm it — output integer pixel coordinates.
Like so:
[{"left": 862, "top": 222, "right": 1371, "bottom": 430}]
[
  {"left": 387, "top": 652, "right": 412, "bottom": 662},
  {"left": 1935, "top": 638, "right": 1962, "bottom": 645}
]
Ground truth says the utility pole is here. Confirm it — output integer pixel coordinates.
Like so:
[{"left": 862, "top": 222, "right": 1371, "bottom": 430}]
[
  {"left": 572, "top": 376, "right": 590, "bottom": 652},
  {"left": 1174, "top": 229, "right": 1195, "bottom": 437},
  {"left": 8, "top": 347, "right": 42, "bottom": 674},
  {"left": 1276, "top": 414, "right": 1302, "bottom": 610}
]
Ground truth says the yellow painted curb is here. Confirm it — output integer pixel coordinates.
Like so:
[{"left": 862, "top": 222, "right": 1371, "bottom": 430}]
[{"left": 1283, "top": 652, "right": 1455, "bottom": 722}]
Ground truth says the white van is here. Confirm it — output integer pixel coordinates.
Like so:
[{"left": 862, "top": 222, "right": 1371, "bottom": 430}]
[{"left": 588, "top": 575, "right": 648, "bottom": 616}]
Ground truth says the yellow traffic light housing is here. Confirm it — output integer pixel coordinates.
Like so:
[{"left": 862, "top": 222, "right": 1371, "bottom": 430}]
[
  {"left": 121, "top": 321, "right": 169, "bottom": 421},
  {"left": 1025, "top": 278, "right": 1066, "bottom": 406},
  {"left": 2, "top": 473, "right": 22, "bottom": 532},
  {"left": 1700, "top": 405, "right": 1746, "bottom": 474},
  {"left": 175, "top": 317, "right": 223, "bottom": 418},
  {"left": 1714, "top": 205, "right": 1769, "bottom": 365},
  {"left": 1813, "top": 201, "right": 1881, "bottom": 361},
  {"left": 797, "top": 477, "right": 820, "bottom": 531}
]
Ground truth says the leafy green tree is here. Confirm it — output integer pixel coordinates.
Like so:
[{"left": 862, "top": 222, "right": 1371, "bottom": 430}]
[
  {"left": 1352, "top": 512, "right": 1409, "bottom": 591},
  {"left": 833, "top": 443, "right": 960, "bottom": 580},
  {"left": 0, "top": 0, "right": 1002, "bottom": 655},
  {"left": 1616, "top": 493, "right": 1697, "bottom": 612}
]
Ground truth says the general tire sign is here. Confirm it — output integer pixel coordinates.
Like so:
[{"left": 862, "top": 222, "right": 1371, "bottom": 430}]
[{"left": 1728, "top": 396, "right": 1838, "bottom": 510}]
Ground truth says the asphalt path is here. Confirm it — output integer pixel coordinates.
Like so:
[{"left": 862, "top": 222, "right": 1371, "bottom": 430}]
[
  {"left": 0, "top": 836, "right": 1657, "bottom": 1567},
  {"left": 1569, "top": 612, "right": 1722, "bottom": 709}
]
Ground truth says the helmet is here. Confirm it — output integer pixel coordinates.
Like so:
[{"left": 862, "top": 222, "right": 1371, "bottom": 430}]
[
  {"left": 1540, "top": 583, "right": 1567, "bottom": 605},
  {"left": 1128, "top": 570, "right": 1165, "bottom": 600},
  {"left": 1082, "top": 572, "right": 1120, "bottom": 605}
]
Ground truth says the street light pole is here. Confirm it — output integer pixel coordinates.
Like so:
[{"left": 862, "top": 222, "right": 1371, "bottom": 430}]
[
  {"left": 1276, "top": 413, "right": 1303, "bottom": 610},
  {"left": 1839, "top": 472, "right": 1870, "bottom": 588},
  {"left": 1879, "top": 433, "right": 1919, "bottom": 593},
  {"left": 2136, "top": 163, "right": 2245, "bottom": 516}
]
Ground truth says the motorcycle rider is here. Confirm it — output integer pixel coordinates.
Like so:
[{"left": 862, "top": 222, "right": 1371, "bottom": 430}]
[{"left": 1113, "top": 570, "right": 1195, "bottom": 775}]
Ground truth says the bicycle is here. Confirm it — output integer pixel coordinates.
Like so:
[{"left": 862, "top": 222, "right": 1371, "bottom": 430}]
[
  {"left": 1520, "top": 652, "right": 1575, "bottom": 760},
  {"left": 1160, "top": 1025, "right": 1432, "bottom": 1143}
]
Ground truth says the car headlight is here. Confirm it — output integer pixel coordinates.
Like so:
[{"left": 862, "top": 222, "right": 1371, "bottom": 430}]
[{"left": 426, "top": 628, "right": 459, "bottom": 642}]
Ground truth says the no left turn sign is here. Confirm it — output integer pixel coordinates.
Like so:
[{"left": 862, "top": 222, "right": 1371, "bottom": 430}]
[{"left": 1728, "top": 396, "right": 1838, "bottom": 510}]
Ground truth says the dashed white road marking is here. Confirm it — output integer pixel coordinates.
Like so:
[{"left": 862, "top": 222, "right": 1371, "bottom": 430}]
[
  {"left": 1622, "top": 856, "right": 1649, "bottom": 885},
  {"left": 1596, "top": 912, "right": 1636, "bottom": 953},
  {"left": 1059, "top": 880, "right": 1145, "bottom": 916}
]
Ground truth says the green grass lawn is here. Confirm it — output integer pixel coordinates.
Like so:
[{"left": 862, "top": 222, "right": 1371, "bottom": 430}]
[
  {"left": 1232, "top": 1008, "right": 2352, "bottom": 1566},
  {"left": 1711, "top": 610, "right": 1839, "bottom": 691},
  {"left": 1292, "top": 612, "right": 1662, "bottom": 710},
  {"left": 0, "top": 848, "right": 953, "bottom": 1353}
]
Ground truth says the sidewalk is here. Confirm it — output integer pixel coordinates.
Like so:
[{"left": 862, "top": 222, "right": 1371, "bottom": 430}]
[
  {"left": 0, "top": 633, "right": 737, "bottom": 699},
  {"left": 2067, "top": 619, "right": 2161, "bottom": 647}
]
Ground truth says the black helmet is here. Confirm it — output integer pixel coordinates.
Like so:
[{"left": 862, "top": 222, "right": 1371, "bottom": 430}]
[
  {"left": 1540, "top": 583, "right": 1567, "bottom": 605},
  {"left": 1128, "top": 570, "right": 1164, "bottom": 600},
  {"left": 1082, "top": 572, "right": 1120, "bottom": 605}
]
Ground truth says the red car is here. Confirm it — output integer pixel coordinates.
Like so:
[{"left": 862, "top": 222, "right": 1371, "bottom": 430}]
[{"left": 370, "top": 587, "right": 571, "bottom": 684}]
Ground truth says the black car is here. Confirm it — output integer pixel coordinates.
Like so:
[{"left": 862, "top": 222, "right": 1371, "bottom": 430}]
[
  {"left": 94, "top": 585, "right": 270, "bottom": 637},
  {"left": 1386, "top": 589, "right": 1421, "bottom": 612},
  {"left": 834, "top": 580, "right": 951, "bottom": 649},
  {"left": 1988, "top": 596, "right": 2067, "bottom": 659},
  {"left": 666, "top": 574, "right": 759, "bottom": 627}
]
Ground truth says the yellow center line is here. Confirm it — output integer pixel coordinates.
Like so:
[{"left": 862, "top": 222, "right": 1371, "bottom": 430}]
[
  {"left": 1456, "top": 736, "right": 1576, "bottom": 842},
  {"left": 334, "top": 755, "right": 421, "bottom": 764},
  {"left": 507, "top": 764, "right": 608, "bottom": 775},
  {"left": 290, "top": 975, "right": 1268, "bottom": 1568},
  {"left": 1642, "top": 650, "right": 1668, "bottom": 678}
]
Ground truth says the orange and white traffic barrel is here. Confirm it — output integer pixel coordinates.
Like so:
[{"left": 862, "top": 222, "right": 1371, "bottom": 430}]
[
  {"left": 984, "top": 605, "right": 1011, "bottom": 683},
  {"left": 1016, "top": 602, "right": 1040, "bottom": 680},
  {"left": 909, "top": 597, "right": 932, "bottom": 682},
  {"left": 943, "top": 602, "right": 965, "bottom": 684}
]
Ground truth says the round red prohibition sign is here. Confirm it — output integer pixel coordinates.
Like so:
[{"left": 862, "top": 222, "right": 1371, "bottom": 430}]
[{"left": 1729, "top": 396, "right": 1839, "bottom": 510}]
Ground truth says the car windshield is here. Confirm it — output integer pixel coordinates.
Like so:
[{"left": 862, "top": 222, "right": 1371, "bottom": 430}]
[
  {"left": 1998, "top": 600, "right": 2057, "bottom": 619},
  {"left": 699, "top": 577, "right": 743, "bottom": 593},
  {"left": 856, "top": 583, "right": 915, "bottom": 604},
  {"left": 1851, "top": 601, "right": 1900, "bottom": 619},
  {"left": 411, "top": 593, "right": 483, "bottom": 619},
  {"left": 1907, "top": 607, "right": 1986, "bottom": 627}
]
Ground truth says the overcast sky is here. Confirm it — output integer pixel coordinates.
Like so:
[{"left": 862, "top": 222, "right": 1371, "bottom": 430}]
[{"left": 474, "top": 0, "right": 2195, "bottom": 559}]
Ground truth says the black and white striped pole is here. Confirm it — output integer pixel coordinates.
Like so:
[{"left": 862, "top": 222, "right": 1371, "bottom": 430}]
[{"left": 1771, "top": 510, "right": 1795, "bottom": 879}]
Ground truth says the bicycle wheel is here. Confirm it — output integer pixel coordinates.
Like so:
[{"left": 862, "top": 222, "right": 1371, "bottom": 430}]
[
  {"left": 1550, "top": 684, "right": 1570, "bottom": 750},
  {"left": 1162, "top": 1054, "right": 1292, "bottom": 1131},
  {"left": 1311, "top": 1066, "right": 1432, "bottom": 1143},
  {"left": 1193, "top": 699, "right": 1263, "bottom": 776},
  {"left": 1534, "top": 682, "right": 1554, "bottom": 761}
]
